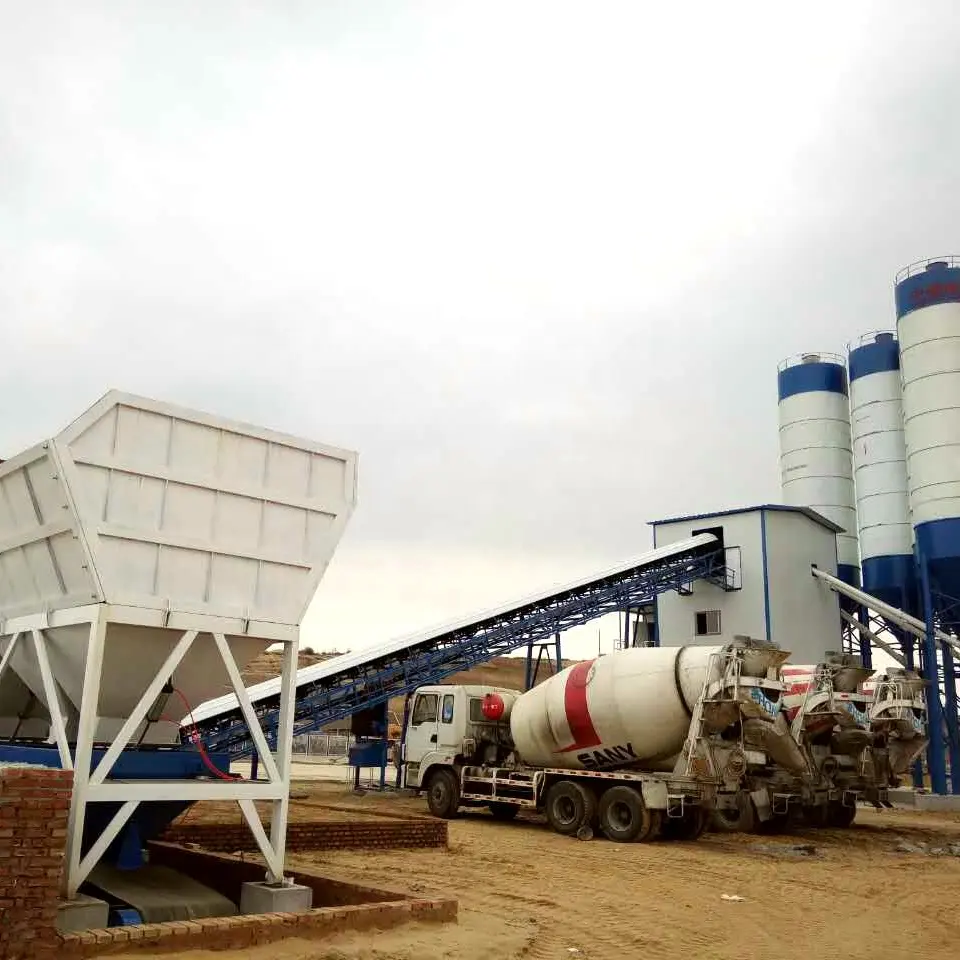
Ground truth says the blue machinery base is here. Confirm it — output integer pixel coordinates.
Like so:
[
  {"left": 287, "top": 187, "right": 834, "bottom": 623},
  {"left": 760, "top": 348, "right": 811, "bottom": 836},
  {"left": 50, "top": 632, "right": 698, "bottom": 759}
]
[{"left": 0, "top": 743, "right": 232, "bottom": 869}]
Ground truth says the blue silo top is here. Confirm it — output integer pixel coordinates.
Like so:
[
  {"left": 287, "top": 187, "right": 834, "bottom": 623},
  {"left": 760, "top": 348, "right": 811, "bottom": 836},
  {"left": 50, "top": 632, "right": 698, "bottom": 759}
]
[
  {"left": 895, "top": 259, "right": 960, "bottom": 319},
  {"left": 848, "top": 332, "right": 900, "bottom": 382},
  {"left": 777, "top": 355, "right": 848, "bottom": 402}
]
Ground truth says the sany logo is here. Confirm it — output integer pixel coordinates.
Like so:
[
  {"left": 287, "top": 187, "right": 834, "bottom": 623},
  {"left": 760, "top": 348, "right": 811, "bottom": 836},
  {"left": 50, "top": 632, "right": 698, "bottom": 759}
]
[
  {"left": 558, "top": 659, "right": 601, "bottom": 753},
  {"left": 841, "top": 700, "right": 868, "bottom": 727},
  {"left": 749, "top": 686, "right": 780, "bottom": 719}
]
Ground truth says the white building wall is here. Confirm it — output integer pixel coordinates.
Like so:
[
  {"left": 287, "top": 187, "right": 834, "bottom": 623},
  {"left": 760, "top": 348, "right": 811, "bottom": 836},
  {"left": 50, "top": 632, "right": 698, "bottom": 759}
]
[
  {"left": 652, "top": 508, "right": 842, "bottom": 663},
  {"left": 653, "top": 512, "right": 766, "bottom": 648},
  {"left": 763, "top": 510, "right": 841, "bottom": 663}
]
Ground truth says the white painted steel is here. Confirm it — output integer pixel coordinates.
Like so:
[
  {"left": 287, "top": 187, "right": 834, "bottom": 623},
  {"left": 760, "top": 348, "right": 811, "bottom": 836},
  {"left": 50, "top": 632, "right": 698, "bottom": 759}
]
[
  {"left": 849, "top": 344, "right": 913, "bottom": 560},
  {"left": 778, "top": 364, "right": 859, "bottom": 569},
  {"left": 898, "top": 301, "right": 960, "bottom": 527},
  {"left": 188, "top": 532, "right": 720, "bottom": 725},
  {"left": 0, "top": 390, "right": 357, "bottom": 625},
  {"left": 0, "top": 391, "right": 357, "bottom": 743},
  {"left": 32, "top": 603, "right": 306, "bottom": 897},
  {"left": 812, "top": 567, "right": 960, "bottom": 657},
  {"left": 508, "top": 645, "right": 724, "bottom": 771}
]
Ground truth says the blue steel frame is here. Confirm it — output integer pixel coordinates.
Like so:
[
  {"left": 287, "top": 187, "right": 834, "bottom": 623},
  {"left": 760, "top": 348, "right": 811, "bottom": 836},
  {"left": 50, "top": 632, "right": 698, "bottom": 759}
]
[
  {"left": 917, "top": 566, "right": 960, "bottom": 795},
  {"left": 194, "top": 544, "right": 732, "bottom": 759}
]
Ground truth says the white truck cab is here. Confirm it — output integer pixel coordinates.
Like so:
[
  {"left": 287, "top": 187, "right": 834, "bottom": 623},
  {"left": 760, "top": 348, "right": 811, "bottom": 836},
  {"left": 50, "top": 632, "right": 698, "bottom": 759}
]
[{"left": 402, "top": 683, "right": 517, "bottom": 792}]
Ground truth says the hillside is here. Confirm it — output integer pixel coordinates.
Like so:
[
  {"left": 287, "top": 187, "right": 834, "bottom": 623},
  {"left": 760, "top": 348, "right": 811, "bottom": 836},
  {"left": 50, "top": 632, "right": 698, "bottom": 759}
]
[{"left": 240, "top": 649, "right": 580, "bottom": 731}]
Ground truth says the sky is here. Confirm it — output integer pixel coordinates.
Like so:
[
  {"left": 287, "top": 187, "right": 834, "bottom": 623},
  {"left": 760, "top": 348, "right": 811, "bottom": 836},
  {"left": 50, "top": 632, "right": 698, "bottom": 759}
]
[{"left": 2, "top": 1, "right": 959, "bottom": 661}]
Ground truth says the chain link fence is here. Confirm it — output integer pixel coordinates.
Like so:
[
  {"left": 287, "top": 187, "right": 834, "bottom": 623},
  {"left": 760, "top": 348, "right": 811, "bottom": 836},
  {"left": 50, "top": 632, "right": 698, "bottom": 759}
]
[{"left": 291, "top": 732, "right": 352, "bottom": 762}]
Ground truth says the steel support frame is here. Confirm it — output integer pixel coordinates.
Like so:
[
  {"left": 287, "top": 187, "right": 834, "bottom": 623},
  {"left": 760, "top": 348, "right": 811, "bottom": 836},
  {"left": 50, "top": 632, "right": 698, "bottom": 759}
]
[
  {"left": 815, "top": 564, "right": 960, "bottom": 794},
  {"left": 917, "top": 570, "right": 960, "bottom": 795},
  {"left": 0, "top": 604, "right": 298, "bottom": 896},
  {"left": 524, "top": 631, "right": 562, "bottom": 690},
  {"left": 196, "top": 547, "right": 729, "bottom": 758}
]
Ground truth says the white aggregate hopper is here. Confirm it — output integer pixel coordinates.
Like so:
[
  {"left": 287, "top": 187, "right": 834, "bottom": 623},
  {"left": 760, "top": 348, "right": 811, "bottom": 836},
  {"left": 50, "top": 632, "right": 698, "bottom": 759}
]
[{"left": 0, "top": 391, "right": 357, "bottom": 744}]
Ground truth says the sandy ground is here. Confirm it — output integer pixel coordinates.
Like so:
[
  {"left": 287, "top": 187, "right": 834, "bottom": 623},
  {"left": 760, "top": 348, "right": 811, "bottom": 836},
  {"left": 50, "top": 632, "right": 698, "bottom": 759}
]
[{"left": 139, "top": 783, "right": 960, "bottom": 960}]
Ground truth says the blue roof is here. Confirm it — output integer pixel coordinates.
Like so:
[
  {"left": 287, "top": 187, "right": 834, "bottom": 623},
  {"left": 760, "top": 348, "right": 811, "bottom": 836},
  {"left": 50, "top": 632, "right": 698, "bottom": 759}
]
[{"left": 649, "top": 504, "right": 845, "bottom": 534}]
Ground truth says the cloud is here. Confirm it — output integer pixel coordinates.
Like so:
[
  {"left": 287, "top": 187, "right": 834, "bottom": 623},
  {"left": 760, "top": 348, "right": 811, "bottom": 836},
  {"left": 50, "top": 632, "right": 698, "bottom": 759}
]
[{"left": 2, "top": 1, "right": 959, "bottom": 654}]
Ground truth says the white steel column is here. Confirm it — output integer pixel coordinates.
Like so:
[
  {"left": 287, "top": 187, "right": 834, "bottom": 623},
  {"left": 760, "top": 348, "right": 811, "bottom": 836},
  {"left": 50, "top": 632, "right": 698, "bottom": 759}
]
[
  {"left": 65, "top": 608, "right": 107, "bottom": 899},
  {"left": 31, "top": 628, "right": 73, "bottom": 771},
  {"left": 267, "top": 636, "right": 298, "bottom": 882},
  {"left": 212, "top": 633, "right": 281, "bottom": 784},
  {"left": 90, "top": 629, "right": 198, "bottom": 786},
  {"left": 0, "top": 631, "right": 21, "bottom": 683}
]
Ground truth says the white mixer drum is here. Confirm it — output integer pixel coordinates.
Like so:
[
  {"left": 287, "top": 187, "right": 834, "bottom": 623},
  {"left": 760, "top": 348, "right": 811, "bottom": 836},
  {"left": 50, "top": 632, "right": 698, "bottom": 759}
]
[{"left": 509, "top": 645, "right": 725, "bottom": 772}]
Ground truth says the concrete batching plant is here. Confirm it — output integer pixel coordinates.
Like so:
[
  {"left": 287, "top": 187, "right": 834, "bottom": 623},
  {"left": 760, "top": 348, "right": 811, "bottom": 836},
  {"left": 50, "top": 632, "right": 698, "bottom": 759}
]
[{"left": 780, "top": 256, "right": 960, "bottom": 796}]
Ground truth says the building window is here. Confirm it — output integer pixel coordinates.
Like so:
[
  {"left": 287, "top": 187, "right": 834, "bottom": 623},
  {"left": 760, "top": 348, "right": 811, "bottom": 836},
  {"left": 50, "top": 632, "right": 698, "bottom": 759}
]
[{"left": 695, "top": 610, "right": 722, "bottom": 636}]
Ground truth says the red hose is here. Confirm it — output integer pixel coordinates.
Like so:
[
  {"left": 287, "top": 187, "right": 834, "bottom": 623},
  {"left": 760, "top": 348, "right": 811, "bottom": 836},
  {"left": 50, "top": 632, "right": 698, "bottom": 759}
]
[{"left": 172, "top": 688, "right": 243, "bottom": 782}]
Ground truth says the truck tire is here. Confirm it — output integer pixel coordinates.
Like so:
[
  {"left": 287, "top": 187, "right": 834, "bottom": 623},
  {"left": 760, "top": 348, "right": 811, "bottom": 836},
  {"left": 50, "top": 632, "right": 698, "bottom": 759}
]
[
  {"left": 802, "top": 803, "right": 831, "bottom": 828},
  {"left": 709, "top": 792, "right": 757, "bottom": 833},
  {"left": 827, "top": 800, "right": 857, "bottom": 828},
  {"left": 488, "top": 802, "right": 520, "bottom": 821},
  {"left": 425, "top": 768, "right": 460, "bottom": 819},
  {"left": 544, "top": 780, "right": 597, "bottom": 837},
  {"left": 661, "top": 806, "right": 708, "bottom": 841},
  {"left": 597, "top": 786, "right": 655, "bottom": 843}
]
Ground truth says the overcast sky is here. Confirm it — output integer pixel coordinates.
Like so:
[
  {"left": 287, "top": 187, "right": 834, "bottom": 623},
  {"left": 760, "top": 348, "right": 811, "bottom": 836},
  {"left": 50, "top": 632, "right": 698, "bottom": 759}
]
[{"left": 2, "top": 2, "right": 958, "bottom": 660}]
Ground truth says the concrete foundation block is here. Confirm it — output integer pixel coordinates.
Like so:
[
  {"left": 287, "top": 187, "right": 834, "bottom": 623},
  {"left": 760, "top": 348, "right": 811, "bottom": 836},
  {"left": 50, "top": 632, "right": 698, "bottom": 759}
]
[
  {"left": 915, "top": 793, "right": 960, "bottom": 813},
  {"left": 56, "top": 894, "right": 110, "bottom": 933},
  {"left": 887, "top": 787, "right": 918, "bottom": 808},
  {"left": 240, "top": 880, "right": 313, "bottom": 915}
]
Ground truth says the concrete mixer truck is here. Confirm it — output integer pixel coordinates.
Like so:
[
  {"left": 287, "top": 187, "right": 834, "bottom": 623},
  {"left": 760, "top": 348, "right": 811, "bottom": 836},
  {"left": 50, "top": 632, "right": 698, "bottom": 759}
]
[
  {"left": 710, "top": 655, "right": 929, "bottom": 832},
  {"left": 399, "top": 638, "right": 801, "bottom": 843}
]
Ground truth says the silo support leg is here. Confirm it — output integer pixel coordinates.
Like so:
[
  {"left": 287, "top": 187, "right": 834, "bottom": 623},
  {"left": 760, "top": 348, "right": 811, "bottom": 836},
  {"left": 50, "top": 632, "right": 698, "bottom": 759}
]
[
  {"left": 90, "top": 629, "right": 199, "bottom": 786},
  {"left": 269, "top": 636, "right": 298, "bottom": 881},
  {"left": 65, "top": 608, "right": 108, "bottom": 900},
  {"left": 73, "top": 801, "right": 140, "bottom": 892},
  {"left": 238, "top": 799, "right": 283, "bottom": 880},
  {"left": 213, "top": 634, "right": 282, "bottom": 786},
  {"left": 0, "top": 631, "right": 21, "bottom": 685},
  {"left": 30, "top": 628, "right": 73, "bottom": 770}
]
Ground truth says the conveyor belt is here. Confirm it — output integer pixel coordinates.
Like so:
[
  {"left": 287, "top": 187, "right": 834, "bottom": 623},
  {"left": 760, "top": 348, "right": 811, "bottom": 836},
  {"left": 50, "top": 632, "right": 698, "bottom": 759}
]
[{"left": 189, "top": 533, "right": 729, "bottom": 758}]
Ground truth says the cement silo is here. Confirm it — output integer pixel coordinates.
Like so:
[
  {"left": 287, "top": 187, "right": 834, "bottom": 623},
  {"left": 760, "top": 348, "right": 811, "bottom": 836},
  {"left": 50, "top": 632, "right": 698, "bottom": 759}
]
[
  {"left": 847, "top": 332, "right": 917, "bottom": 632},
  {"left": 896, "top": 256, "right": 960, "bottom": 793},
  {"left": 777, "top": 353, "right": 861, "bottom": 593}
]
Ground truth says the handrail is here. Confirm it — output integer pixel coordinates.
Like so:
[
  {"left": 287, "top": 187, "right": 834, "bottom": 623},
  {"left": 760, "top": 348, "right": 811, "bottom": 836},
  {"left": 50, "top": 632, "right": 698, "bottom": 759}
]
[
  {"left": 895, "top": 256, "right": 960, "bottom": 283},
  {"left": 777, "top": 352, "right": 845, "bottom": 372}
]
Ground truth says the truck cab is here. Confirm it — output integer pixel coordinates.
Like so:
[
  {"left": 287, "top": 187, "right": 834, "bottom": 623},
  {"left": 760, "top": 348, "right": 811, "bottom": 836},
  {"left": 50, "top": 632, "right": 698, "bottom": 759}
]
[{"left": 401, "top": 683, "right": 518, "bottom": 800}]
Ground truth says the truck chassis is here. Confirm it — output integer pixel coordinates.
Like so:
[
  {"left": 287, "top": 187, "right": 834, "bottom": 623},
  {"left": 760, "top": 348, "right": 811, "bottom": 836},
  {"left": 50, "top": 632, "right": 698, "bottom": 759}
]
[{"left": 424, "top": 762, "right": 713, "bottom": 843}]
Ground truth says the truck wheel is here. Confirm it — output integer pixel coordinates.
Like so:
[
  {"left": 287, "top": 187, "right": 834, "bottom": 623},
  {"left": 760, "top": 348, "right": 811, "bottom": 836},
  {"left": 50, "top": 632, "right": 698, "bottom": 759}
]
[
  {"left": 661, "top": 807, "right": 708, "bottom": 841},
  {"left": 598, "top": 786, "right": 655, "bottom": 843},
  {"left": 709, "top": 793, "right": 757, "bottom": 833},
  {"left": 425, "top": 769, "right": 460, "bottom": 819},
  {"left": 802, "top": 803, "right": 831, "bottom": 828},
  {"left": 488, "top": 802, "right": 520, "bottom": 821},
  {"left": 827, "top": 800, "right": 857, "bottom": 828},
  {"left": 544, "top": 780, "right": 597, "bottom": 837}
]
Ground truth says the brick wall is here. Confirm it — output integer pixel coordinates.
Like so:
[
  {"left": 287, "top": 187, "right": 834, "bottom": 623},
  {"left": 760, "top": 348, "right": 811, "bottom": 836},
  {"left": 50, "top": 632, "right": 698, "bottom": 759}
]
[
  {"left": 147, "top": 842, "right": 404, "bottom": 907},
  {"left": 161, "top": 816, "right": 447, "bottom": 853},
  {"left": 57, "top": 899, "right": 457, "bottom": 958},
  {"left": 0, "top": 765, "right": 73, "bottom": 960},
  {"left": 59, "top": 844, "right": 456, "bottom": 959}
]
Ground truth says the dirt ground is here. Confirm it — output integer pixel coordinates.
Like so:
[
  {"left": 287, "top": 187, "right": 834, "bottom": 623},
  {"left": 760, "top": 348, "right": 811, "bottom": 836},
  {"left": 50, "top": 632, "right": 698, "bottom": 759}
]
[{"left": 143, "top": 783, "right": 960, "bottom": 960}]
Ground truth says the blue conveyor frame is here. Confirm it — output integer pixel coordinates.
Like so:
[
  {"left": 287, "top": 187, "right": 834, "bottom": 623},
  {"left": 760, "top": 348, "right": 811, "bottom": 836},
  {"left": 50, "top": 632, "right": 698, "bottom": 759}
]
[{"left": 192, "top": 536, "right": 732, "bottom": 759}]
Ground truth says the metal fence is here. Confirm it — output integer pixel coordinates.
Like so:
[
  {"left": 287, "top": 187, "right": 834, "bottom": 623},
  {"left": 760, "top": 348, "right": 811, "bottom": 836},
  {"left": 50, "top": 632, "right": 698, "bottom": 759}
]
[{"left": 291, "top": 733, "right": 352, "bottom": 761}]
